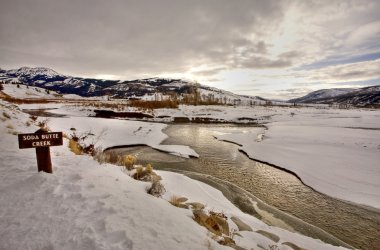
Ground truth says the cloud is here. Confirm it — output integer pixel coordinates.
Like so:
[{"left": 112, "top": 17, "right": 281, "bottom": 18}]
[
  {"left": 238, "top": 56, "right": 292, "bottom": 69},
  {"left": 310, "top": 59, "right": 380, "bottom": 82},
  {"left": 257, "top": 87, "right": 313, "bottom": 100},
  {"left": 0, "top": 0, "right": 379, "bottom": 99},
  {"left": 190, "top": 67, "right": 227, "bottom": 77},
  {"left": 0, "top": 0, "right": 288, "bottom": 78},
  {"left": 346, "top": 20, "right": 380, "bottom": 49}
]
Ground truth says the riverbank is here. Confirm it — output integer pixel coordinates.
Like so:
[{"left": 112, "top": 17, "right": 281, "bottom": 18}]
[
  {"left": 1, "top": 99, "right": 353, "bottom": 249},
  {"left": 21, "top": 102, "right": 380, "bottom": 209},
  {"left": 158, "top": 124, "right": 380, "bottom": 249},
  {"left": 3, "top": 88, "right": 380, "bottom": 249},
  {"left": 103, "top": 123, "right": 380, "bottom": 249}
]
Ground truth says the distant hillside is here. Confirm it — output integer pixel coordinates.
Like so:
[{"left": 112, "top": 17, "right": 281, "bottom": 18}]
[
  {"left": 0, "top": 67, "right": 264, "bottom": 105},
  {"left": 289, "top": 88, "right": 357, "bottom": 103},
  {"left": 289, "top": 86, "right": 380, "bottom": 107}
]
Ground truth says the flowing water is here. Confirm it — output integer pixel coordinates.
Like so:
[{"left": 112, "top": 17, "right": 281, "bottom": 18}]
[
  {"left": 106, "top": 124, "right": 380, "bottom": 249},
  {"left": 22, "top": 108, "right": 380, "bottom": 248},
  {"left": 112, "top": 124, "right": 380, "bottom": 249}
]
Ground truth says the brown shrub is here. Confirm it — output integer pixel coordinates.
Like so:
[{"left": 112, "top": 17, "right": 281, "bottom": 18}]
[
  {"left": 147, "top": 180, "right": 166, "bottom": 197},
  {"left": 169, "top": 195, "right": 189, "bottom": 209},
  {"left": 69, "top": 138, "right": 83, "bottom": 155},
  {"left": 119, "top": 155, "right": 136, "bottom": 170},
  {"left": 128, "top": 99, "right": 179, "bottom": 110}
]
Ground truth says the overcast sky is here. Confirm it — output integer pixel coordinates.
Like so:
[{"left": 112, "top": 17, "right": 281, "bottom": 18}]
[{"left": 1, "top": 0, "right": 380, "bottom": 99}]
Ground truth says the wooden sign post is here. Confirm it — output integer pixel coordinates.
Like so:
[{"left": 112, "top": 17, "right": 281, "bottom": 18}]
[{"left": 18, "top": 129, "right": 63, "bottom": 173}]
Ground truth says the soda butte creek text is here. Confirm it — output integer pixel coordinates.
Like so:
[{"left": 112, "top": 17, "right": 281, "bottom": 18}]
[{"left": 22, "top": 133, "right": 60, "bottom": 147}]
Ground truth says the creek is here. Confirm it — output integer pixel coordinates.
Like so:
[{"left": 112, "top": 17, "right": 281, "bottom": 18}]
[{"left": 106, "top": 124, "right": 380, "bottom": 250}]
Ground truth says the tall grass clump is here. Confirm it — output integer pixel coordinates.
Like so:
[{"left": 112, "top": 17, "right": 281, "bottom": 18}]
[{"left": 69, "top": 138, "right": 83, "bottom": 155}]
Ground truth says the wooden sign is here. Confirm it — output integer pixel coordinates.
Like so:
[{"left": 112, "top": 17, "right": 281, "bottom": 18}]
[
  {"left": 18, "top": 129, "right": 63, "bottom": 173},
  {"left": 18, "top": 131, "right": 63, "bottom": 149}
]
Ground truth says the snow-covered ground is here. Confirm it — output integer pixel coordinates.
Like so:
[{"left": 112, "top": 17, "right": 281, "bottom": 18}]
[
  {"left": 2, "top": 83, "right": 62, "bottom": 99},
  {"left": 16, "top": 97, "right": 380, "bottom": 209},
  {"left": 18, "top": 98, "right": 380, "bottom": 209},
  {"left": 2, "top": 83, "right": 107, "bottom": 100},
  {"left": 0, "top": 100, "right": 350, "bottom": 249},
  {"left": 213, "top": 108, "right": 380, "bottom": 209},
  {"left": 48, "top": 117, "right": 199, "bottom": 158}
]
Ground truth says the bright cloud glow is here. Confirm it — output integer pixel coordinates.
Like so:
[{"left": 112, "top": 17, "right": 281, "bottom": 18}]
[{"left": 0, "top": 0, "right": 379, "bottom": 100}]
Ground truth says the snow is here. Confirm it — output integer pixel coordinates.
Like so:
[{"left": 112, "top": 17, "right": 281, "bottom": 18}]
[
  {"left": 2, "top": 84, "right": 109, "bottom": 101},
  {"left": 2, "top": 84, "right": 61, "bottom": 99},
  {"left": 159, "top": 171, "right": 348, "bottom": 250},
  {"left": 47, "top": 117, "right": 199, "bottom": 158},
  {"left": 0, "top": 103, "right": 225, "bottom": 250},
  {"left": 62, "top": 93, "right": 84, "bottom": 99},
  {"left": 14, "top": 96, "right": 380, "bottom": 208},
  {"left": 10, "top": 92, "right": 380, "bottom": 209},
  {"left": 0, "top": 100, "right": 349, "bottom": 250},
  {"left": 291, "top": 88, "right": 357, "bottom": 102},
  {"left": 215, "top": 109, "right": 380, "bottom": 209},
  {"left": 8, "top": 66, "right": 62, "bottom": 78}
]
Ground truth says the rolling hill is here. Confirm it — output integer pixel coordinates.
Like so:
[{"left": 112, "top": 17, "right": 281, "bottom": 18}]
[{"left": 0, "top": 67, "right": 264, "bottom": 105}]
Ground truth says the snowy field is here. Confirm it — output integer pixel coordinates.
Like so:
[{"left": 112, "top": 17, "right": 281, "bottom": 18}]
[
  {"left": 19, "top": 99, "right": 380, "bottom": 209},
  {"left": 2, "top": 83, "right": 62, "bottom": 99},
  {"left": 0, "top": 99, "right": 350, "bottom": 249},
  {"left": 2, "top": 83, "right": 107, "bottom": 100},
  {"left": 213, "top": 108, "right": 380, "bottom": 209},
  {"left": 48, "top": 117, "right": 199, "bottom": 158}
]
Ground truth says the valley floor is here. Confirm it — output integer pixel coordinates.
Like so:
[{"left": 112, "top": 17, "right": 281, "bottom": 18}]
[
  {"left": 2, "top": 83, "right": 380, "bottom": 249},
  {"left": 0, "top": 99, "right": 353, "bottom": 250},
  {"left": 18, "top": 99, "right": 380, "bottom": 209}
]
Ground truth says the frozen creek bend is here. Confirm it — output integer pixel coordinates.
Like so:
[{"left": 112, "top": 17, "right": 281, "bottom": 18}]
[{"left": 106, "top": 124, "right": 380, "bottom": 250}]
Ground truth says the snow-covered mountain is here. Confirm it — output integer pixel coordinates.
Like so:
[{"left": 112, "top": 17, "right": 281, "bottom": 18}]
[
  {"left": 0, "top": 67, "right": 264, "bottom": 104},
  {"left": 7, "top": 66, "right": 63, "bottom": 79},
  {"left": 289, "top": 86, "right": 380, "bottom": 107},
  {"left": 289, "top": 88, "right": 357, "bottom": 103}
]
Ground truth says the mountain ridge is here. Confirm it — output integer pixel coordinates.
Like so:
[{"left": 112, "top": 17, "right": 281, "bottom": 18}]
[
  {"left": 0, "top": 66, "right": 264, "bottom": 104},
  {"left": 289, "top": 86, "right": 380, "bottom": 107}
]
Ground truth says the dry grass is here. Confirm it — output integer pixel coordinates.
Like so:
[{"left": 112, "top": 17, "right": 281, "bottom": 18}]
[
  {"left": 30, "top": 115, "right": 38, "bottom": 122},
  {"left": 193, "top": 209, "right": 232, "bottom": 242},
  {"left": 203, "top": 216, "right": 238, "bottom": 249},
  {"left": 1, "top": 95, "right": 52, "bottom": 104},
  {"left": 169, "top": 195, "right": 189, "bottom": 209},
  {"left": 134, "top": 165, "right": 144, "bottom": 178},
  {"left": 118, "top": 155, "right": 136, "bottom": 170},
  {"left": 131, "top": 163, "right": 161, "bottom": 182},
  {"left": 92, "top": 147, "right": 111, "bottom": 164},
  {"left": 147, "top": 180, "right": 166, "bottom": 197},
  {"left": 128, "top": 99, "right": 179, "bottom": 110},
  {"left": 145, "top": 163, "right": 153, "bottom": 173},
  {"left": 37, "top": 118, "right": 50, "bottom": 129},
  {"left": 73, "top": 101, "right": 128, "bottom": 111},
  {"left": 68, "top": 138, "right": 83, "bottom": 155}
]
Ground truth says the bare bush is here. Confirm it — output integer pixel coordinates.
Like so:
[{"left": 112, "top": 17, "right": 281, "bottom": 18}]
[
  {"left": 128, "top": 99, "right": 179, "bottom": 110},
  {"left": 37, "top": 118, "right": 50, "bottom": 130},
  {"left": 147, "top": 180, "right": 166, "bottom": 197},
  {"left": 169, "top": 195, "right": 189, "bottom": 209}
]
